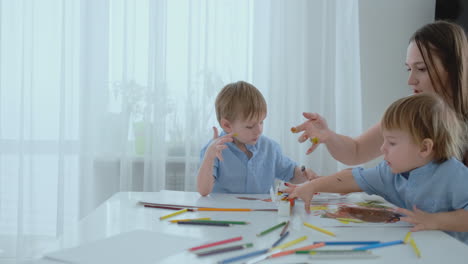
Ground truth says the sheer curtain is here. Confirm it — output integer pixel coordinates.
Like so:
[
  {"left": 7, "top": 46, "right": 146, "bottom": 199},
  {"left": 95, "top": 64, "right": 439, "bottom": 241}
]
[{"left": 1, "top": 0, "right": 360, "bottom": 261}]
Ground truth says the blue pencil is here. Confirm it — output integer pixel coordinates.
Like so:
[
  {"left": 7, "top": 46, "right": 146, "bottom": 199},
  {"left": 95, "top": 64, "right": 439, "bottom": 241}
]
[
  {"left": 218, "top": 248, "right": 269, "bottom": 264},
  {"left": 353, "top": 240, "right": 404, "bottom": 251},
  {"left": 271, "top": 231, "right": 290, "bottom": 247},
  {"left": 315, "top": 241, "right": 380, "bottom": 245}
]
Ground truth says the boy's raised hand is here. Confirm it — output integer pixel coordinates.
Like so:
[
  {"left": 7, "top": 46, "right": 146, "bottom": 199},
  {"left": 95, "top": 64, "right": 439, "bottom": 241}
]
[
  {"left": 284, "top": 181, "right": 316, "bottom": 214},
  {"left": 291, "top": 112, "right": 332, "bottom": 155},
  {"left": 205, "top": 127, "right": 234, "bottom": 161}
]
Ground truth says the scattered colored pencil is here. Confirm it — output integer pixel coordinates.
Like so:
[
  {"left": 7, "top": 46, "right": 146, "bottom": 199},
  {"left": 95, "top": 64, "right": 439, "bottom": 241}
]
[
  {"left": 159, "top": 208, "right": 188, "bottom": 220},
  {"left": 409, "top": 238, "right": 421, "bottom": 258},
  {"left": 177, "top": 221, "right": 231, "bottom": 227},
  {"left": 303, "top": 222, "right": 336, "bottom": 237},
  {"left": 189, "top": 236, "right": 242, "bottom": 251},
  {"left": 271, "top": 235, "right": 307, "bottom": 251},
  {"left": 256, "top": 221, "right": 287, "bottom": 236},
  {"left": 296, "top": 249, "right": 360, "bottom": 254},
  {"left": 187, "top": 220, "right": 249, "bottom": 225},
  {"left": 197, "top": 208, "right": 277, "bottom": 212},
  {"left": 270, "top": 242, "right": 325, "bottom": 258},
  {"left": 353, "top": 240, "right": 404, "bottom": 251},
  {"left": 279, "top": 220, "right": 290, "bottom": 236},
  {"left": 145, "top": 204, "right": 195, "bottom": 211},
  {"left": 195, "top": 243, "right": 253, "bottom": 257},
  {"left": 404, "top": 231, "right": 412, "bottom": 244},
  {"left": 218, "top": 248, "right": 269, "bottom": 264},
  {"left": 336, "top": 218, "right": 364, "bottom": 223},
  {"left": 271, "top": 231, "right": 289, "bottom": 247},
  {"left": 169, "top": 218, "right": 211, "bottom": 223},
  {"left": 314, "top": 241, "right": 380, "bottom": 245}
]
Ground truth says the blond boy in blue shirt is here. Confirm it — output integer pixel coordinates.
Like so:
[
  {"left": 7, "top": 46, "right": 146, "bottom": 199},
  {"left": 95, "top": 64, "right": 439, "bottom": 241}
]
[
  {"left": 197, "top": 81, "right": 317, "bottom": 196},
  {"left": 287, "top": 93, "right": 468, "bottom": 244}
]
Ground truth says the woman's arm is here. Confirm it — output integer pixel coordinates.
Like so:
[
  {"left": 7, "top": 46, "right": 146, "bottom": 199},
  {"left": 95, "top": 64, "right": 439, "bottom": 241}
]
[
  {"left": 324, "top": 122, "right": 383, "bottom": 165},
  {"left": 293, "top": 113, "right": 383, "bottom": 165}
]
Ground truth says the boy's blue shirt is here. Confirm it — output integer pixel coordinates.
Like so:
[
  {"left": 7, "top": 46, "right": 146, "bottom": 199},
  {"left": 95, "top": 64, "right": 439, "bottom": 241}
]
[
  {"left": 199, "top": 131, "right": 296, "bottom": 194},
  {"left": 352, "top": 158, "right": 468, "bottom": 244}
]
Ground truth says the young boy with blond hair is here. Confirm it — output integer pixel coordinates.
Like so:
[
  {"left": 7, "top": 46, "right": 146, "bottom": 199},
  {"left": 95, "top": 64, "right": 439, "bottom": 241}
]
[
  {"left": 197, "top": 81, "right": 316, "bottom": 196},
  {"left": 287, "top": 93, "right": 468, "bottom": 244}
]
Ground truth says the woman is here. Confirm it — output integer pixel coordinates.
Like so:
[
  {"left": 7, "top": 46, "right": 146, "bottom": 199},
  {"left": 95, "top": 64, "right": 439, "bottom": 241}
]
[{"left": 292, "top": 21, "right": 468, "bottom": 166}]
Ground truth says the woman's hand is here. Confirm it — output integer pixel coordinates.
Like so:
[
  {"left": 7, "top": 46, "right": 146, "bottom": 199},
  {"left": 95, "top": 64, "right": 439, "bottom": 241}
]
[{"left": 291, "top": 112, "right": 332, "bottom": 154}]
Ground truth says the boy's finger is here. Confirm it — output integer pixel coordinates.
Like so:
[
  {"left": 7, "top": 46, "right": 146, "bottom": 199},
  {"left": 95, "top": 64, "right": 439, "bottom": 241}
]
[{"left": 212, "top": 126, "right": 219, "bottom": 139}]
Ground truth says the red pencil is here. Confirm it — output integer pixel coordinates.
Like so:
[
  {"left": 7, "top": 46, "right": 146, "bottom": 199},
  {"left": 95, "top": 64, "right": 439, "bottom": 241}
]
[{"left": 189, "top": 236, "right": 243, "bottom": 251}]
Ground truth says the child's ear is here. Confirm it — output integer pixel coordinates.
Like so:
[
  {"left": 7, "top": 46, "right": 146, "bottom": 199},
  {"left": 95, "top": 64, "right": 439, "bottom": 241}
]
[
  {"left": 220, "top": 118, "right": 232, "bottom": 132},
  {"left": 419, "top": 138, "right": 434, "bottom": 158}
]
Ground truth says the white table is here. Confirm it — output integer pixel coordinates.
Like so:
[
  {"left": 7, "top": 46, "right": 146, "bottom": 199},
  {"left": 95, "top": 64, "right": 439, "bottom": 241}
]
[{"left": 24, "top": 190, "right": 468, "bottom": 263}]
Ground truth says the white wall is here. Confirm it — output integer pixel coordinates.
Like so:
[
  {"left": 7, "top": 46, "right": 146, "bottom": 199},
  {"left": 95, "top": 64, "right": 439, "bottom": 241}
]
[{"left": 359, "top": 0, "right": 435, "bottom": 167}]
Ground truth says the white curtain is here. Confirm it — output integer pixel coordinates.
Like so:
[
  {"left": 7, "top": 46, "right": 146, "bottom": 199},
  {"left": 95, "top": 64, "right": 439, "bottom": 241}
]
[{"left": 0, "top": 0, "right": 360, "bottom": 261}]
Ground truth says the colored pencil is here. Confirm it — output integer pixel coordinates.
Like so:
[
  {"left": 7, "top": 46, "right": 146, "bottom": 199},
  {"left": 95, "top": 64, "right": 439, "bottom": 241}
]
[
  {"left": 297, "top": 249, "right": 368, "bottom": 254},
  {"left": 308, "top": 250, "right": 379, "bottom": 259},
  {"left": 409, "top": 238, "right": 421, "bottom": 258},
  {"left": 159, "top": 208, "right": 188, "bottom": 220},
  {"left": 279, "top": 220, "right": 290, "bottom": 236},
  {"left": 353, "top": 240, "right": 404, "bottom": 250},
  {"left": 169, "top": 217, "right": 211, "bottom": 223},
  {"left": 314, "top": 241, "right": 380, "bottom": 245},
  {"left": 271, "top": 235, "right": 307, "bottom": 251},
  {"left": 404, "top": 231, "right": 412, "bottom": 244},
  {"left": 189, "top": 236, "right": 242, "bottom": 251},
  {"left": 336, "top": 218, "right": 364, "bottom": 223},
  {"left": 271, "top": 231, "right": 289, "bottom": 247},
  {"left": 197, "top": 208, "right": 277, "bottom": 212},
  {"left": 187, "top": 220, "right": 249, "bottom": 225},
  {"left": 303, "top": 222, "right": 336, "bottom": 237},
  {"left": 256, "top": 221, "right": 287, "bottom": 236},
  {"left": 177, "top": 221, "right": 231, "bottom": 227},
  {"left": 218, "top": 248, "right": 269, "bottom": 264},
  {"left": 270, "top": 242, "right": 325, "bottom": 258},
  {"left": 195, "top": 243, "right": 253, "bottom": 257},
  {"left": 145, "top": 204, "right": 195, "bottom": 211}
]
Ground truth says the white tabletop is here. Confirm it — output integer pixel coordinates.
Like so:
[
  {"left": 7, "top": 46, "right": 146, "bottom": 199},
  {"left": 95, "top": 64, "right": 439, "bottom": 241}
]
[{"left": 25, "top": 190, "right": 468, "bottom": 264}]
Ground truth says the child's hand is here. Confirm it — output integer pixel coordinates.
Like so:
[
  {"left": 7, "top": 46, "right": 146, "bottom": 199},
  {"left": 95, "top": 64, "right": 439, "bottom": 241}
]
[
  {"left": 284, "top": 181, "right": 316, "bottom": 214},
  {"left": 290, "top": 112, "right": 332, "bottom": 155},
  {"left": 205, "top": 127, "right": 234, "bottom": 161},
  {"left": 396, "top": 206, "right": 438, "bottom": 231}
]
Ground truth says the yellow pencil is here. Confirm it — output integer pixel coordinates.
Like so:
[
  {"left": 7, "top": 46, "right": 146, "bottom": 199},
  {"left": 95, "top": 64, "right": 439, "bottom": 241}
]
[
  {"left": 403, "top": 231, "right": 412, "bottom": 244},
  {"left": 409, "top": 238, "right": 421, "bottom": 258},
  {"left": 336, "top": 218, "right": 364, "bottom": 223},
  {"left": 169, "top": 217, "right": 211, "bottom": 223},
  {"left": 271, "top": 236, "right": 307, "bottom": 251},
  {"left": 159, "top": 208, "right": 188, "bottom": 220},
  {"left": 304, "top": 222, "right": 336, "bottom": 237}
]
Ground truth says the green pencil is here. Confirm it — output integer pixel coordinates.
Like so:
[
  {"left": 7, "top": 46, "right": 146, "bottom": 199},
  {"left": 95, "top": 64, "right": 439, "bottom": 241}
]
[
  {"left": 256, "top": 221, "right": 287, "bottom": 236},
  {"left": 187, "top": 220, "right": 249, "bottom": 225}
]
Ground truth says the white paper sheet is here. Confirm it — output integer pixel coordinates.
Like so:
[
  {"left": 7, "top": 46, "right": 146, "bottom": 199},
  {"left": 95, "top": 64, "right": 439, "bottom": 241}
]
[{"left": 44, "top": 230, "right": 203, "bottom": 264}]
